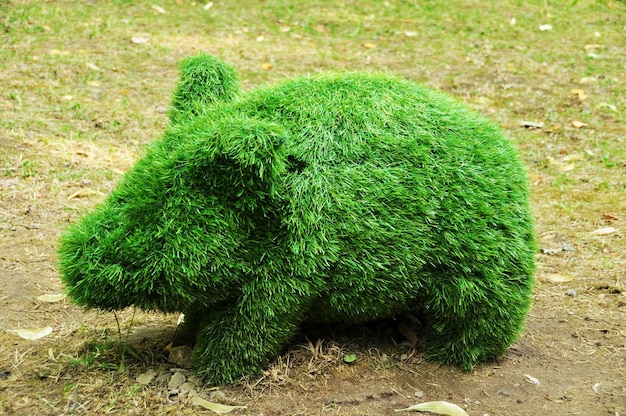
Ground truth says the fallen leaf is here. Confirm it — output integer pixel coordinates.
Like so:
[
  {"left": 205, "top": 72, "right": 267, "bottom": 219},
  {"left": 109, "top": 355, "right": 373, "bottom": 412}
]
[
  {"left": 591, "top": 227, "right": 618, "bottom": 236},
  {"left": 395, "top": 401, "right": 469, "bottom": 415},
  {"left": 8, "top": 326, "right": 53, "bottom": 340},
  {"left": 204, "top": 2, "right": 214, "bottom": 10},
  {"left": 570, "top": 89, "right": 588, "bottom": 101},
  {"left": 191, "top": 397, "right": 246, "bottom": 414},
  {"left": 596, "top": 102, "right": 617, "bottom": 112},
  {"left": 519, "top": 120, "right": 544, "bottom": 129},
  {"left": 37, "top": 294, "right": 66, "bottom": 303},
  {"left": 363, "top": 42, "right": 377, "bottom": 49},
  {"left": 546, "top": 396, "right": 566, "bottom": 403},
  {"left": 571, "top": 120, "right": 588, "bottom": 129},
  {"left": 68, "top": 189, "right": 105, "bottom": 199},
  {"left": 603, "top": 213, "right": 619, "bottom": 223},
  {"left": 524, "top": 374, "right": 541, "bottom": 385},
  {"left": 261, "top": 62, "right": 273, "bottom": 71},
  {"left": 558, "top": 163, "right": 576, "bottom": 173},
  {"left": 542, "top": 274, "right": 574, "bottom": 283},
  {"left": 151, "top": 5, "right": 166, "bottom": 13},
  {"left": 131, "top": 34, "right": 150, "bottom": 44},
  {"left": 580, "top": 77, "right": 597, "bottom": 84},
  {"left": 85, "top": 62, "right": 101, "bottom": 71}
]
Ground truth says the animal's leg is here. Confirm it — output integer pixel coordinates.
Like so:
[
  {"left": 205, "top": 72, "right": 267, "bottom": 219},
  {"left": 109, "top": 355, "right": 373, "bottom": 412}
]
[
  {"left": 191, "top": 277, "right": 315, "bottom": 385},
  {"left": 421, "top": 274, "right": 532, "bottom": 370}
]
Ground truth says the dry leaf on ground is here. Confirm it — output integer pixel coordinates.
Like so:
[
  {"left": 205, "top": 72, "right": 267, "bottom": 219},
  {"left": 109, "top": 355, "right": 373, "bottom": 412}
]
[
  {"left": 395, "top": 401, "right": 469, "bottom": 415},
  {"left": 36, "top": 294, "right": 66, "bottom": 303},
  {"left": 191, "top": 397, "right": 246, "bottom": 414},
  {"left": 68, "top": 189, "right": 105, "bottom": 199},
  {"left": 524, "top": 374, "right": 541, "bottom": 385},
  {"left": 591, "top": 227, "right": 618, "bottom": 236},
  {"left": 570, "top": 89, "right": 588, "bottom": 101},
  {"left": 131, "top": 34, "right": 150, "bottom": 44},
  {"left": 7, "top": 327, "right": 53, "bottom": 340},
  {"left": 603, "top": 213, "right": 619, "bottom": 223},
  {"left": 519, "top": 120, "right": 544, "bottom": 129}
]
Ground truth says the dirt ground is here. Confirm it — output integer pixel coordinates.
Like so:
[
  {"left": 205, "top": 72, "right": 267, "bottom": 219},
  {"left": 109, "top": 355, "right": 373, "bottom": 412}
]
[{"left": 1, "top": 0, "right": 625, "bottom": 415}]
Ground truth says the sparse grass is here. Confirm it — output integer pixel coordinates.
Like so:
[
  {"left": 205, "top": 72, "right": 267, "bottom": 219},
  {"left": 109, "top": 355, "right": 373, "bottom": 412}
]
[{"left": 1, "top": 0, "right": 625, "bottom": 415}]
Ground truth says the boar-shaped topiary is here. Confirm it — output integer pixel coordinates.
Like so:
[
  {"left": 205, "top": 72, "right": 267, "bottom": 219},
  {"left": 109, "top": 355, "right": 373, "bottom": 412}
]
[{"left": 59, "top": 53, "right": 536, "bottom": 385}]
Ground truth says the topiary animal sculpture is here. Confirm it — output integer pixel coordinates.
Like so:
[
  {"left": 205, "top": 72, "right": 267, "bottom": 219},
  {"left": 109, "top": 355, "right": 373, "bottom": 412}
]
[{"left": 59, "top": 54, "right": 536, "bottom": 385}]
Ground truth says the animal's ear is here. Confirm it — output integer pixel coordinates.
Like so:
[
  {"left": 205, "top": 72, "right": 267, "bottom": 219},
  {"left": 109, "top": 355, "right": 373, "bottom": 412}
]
[
  {"left": 168, "top": 116, "right": 288, "bottom": 209},
  {"left": 168, "top": 54, "right": 240, "bottom": 125}
]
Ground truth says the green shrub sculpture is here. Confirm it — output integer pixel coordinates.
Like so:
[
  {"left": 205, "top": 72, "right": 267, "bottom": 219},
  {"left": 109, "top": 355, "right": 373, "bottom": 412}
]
[{"left": 59, "top": 54, "right": 536, "bottom": 385}]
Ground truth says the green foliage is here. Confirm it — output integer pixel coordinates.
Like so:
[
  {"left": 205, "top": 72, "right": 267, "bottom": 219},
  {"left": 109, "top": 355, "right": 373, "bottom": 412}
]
[{"left": 59, "top": 54, "right": 536, "bottom": 385}]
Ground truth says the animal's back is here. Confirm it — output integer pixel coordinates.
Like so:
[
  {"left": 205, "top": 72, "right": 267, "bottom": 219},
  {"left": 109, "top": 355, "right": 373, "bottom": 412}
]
[{"left": 218, "top": 73, "right": 535, "bottom": 323}]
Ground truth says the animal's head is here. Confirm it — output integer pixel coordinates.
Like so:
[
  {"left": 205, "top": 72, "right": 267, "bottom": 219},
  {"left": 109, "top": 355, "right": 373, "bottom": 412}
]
[{"left": 58, "top": 55, "right": 288, "bottom": 313}]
